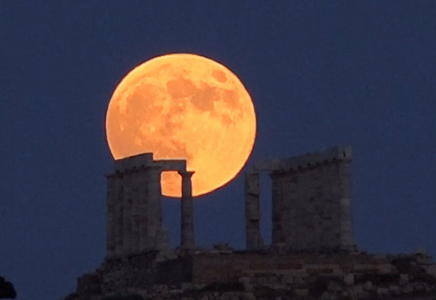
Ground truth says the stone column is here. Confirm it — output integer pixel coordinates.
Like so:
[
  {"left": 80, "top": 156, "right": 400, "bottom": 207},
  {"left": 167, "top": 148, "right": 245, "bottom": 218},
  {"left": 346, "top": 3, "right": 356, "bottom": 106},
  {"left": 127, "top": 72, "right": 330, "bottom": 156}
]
[
  {"left": 245, "top": 172, "right": 263, "bottom": 250},
  {"left": 129, "top": 168, "right": 143, "bottom": 254},
  {"left": 144, "top": 165, "right": 163, "bottom": 250},
  {"left": 137, "top": 169, "right": 148, "bottom": 253},
  {"left": 179, "top": 171, "right": 195, "bottom": 249},
  {"left": 271, "top": 172, "right": 285, "bottom": 247}
]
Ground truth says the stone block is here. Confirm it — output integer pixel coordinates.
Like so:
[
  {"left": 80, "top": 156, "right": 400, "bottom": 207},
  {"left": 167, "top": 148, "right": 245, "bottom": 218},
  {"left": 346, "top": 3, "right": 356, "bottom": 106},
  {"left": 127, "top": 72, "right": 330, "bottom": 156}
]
[
  {"left": 376, "top": 287, "right": 389, "bottom": 296},
  {"left": 402, "top": 284, "right": 413, "bottom": 294},
  {"left": 114, "top": 153, "right": 153, "bottom": 172},
  {"left": 278, "top": 263, "right": 303, "bottom": 270},
  {"left": 399, "top": 274, "right": 409, "bottom": 285},
  {"left": 294, "top": 288, "right": 309, "bottom": 297},
  {"left": 376, "top": 263, "right": 393, "bottom": 274},
  {"left": 353, "top": 264, "right": 377, "bottom": 272},
  {"left": 344, "top": 273, "right": 354, "bottom": 286},
  {"left": 156, "top": 159, "right": 187, "bottom": 172},
  {"left": 350, "top": 284, "right": 363, "bottom": 294},
  {"left": 426, "top": 265, "right": 436, "bottom": 277},
  {"left": 389, "top": 285, "right": 401, "bottom": 295},
  {"left": 363, "top": 281, "right": 373, "bottom": 291}
]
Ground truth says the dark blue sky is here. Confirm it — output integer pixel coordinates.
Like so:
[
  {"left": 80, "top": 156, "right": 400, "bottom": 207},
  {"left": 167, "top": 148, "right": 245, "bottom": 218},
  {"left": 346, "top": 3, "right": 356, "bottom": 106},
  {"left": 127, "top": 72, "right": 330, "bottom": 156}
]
[{"left": 1, "top": 1, "right": 435, "bottom": 299}]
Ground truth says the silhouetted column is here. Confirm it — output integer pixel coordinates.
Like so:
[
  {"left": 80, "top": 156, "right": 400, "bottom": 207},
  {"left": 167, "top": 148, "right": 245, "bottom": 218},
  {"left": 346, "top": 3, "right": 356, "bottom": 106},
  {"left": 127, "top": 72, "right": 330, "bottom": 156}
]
[
  {"left": 130, "top": 168, "right": 145, "bottom": 254},
  {"left": 245, "top": 172, "right": 263, "bottom": 250},
  {"left": 144, "top": 165, "right": 163, "bottom": 250},
  {"left": 179, "top": 171, "right": 195, "bottom": 249},
  {"left": 136, "top": 168, "right": 148, "bottom": 252},
  {"left": 271, "top": 172, "right": 285, "bottom": 246}
]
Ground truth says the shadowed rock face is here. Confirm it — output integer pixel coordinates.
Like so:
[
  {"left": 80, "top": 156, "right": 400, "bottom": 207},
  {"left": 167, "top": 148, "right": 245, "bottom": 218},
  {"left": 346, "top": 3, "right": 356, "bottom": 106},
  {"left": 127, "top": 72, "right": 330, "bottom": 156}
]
[{"left": 0, "top": 277, "right": 16, "bottom": 299}]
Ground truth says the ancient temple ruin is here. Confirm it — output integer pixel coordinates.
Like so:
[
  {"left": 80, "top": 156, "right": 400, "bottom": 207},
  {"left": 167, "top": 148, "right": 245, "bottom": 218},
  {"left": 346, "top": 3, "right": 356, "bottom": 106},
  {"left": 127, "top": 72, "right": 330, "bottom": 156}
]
[
  {"left": 62, "top": 146, "right": 436, "bottom": 300},
  {"left": 245, "top": 145, "right": 354, "bottom": 251},
  {"left": 106, "top": 153, "right": 195, "bottom": 258}
]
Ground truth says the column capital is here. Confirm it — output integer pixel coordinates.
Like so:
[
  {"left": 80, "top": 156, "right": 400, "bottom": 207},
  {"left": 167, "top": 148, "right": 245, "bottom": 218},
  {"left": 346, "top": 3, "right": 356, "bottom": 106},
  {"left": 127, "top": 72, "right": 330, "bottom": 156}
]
[{"left": 178, "top": 170, "right": 195, "bottom": 178}]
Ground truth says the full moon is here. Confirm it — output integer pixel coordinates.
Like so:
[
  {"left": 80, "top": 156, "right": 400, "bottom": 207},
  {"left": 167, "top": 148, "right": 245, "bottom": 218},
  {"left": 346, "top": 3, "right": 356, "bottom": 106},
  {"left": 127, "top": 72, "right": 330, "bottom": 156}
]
[{"left": 106, "top": 53, "right": 256, "bottom": 197}]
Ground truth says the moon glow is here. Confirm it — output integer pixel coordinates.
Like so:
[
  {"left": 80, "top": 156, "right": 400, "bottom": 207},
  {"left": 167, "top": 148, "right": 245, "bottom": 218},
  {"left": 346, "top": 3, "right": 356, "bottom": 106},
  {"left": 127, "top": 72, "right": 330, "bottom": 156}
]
[{"left": 106, "top": 53, "right": 256, "bottom": 197}]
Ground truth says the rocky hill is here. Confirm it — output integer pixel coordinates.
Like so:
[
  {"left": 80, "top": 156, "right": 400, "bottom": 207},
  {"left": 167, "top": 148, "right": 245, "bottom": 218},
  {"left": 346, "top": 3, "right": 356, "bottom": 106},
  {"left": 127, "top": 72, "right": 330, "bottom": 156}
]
[{"left": 63, "top": 248, "right": 436, "bottom": 300}]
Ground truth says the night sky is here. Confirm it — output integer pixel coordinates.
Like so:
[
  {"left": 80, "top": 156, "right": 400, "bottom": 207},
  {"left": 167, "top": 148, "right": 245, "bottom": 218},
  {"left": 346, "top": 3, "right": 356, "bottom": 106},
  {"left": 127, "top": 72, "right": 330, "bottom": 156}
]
[{"left": 1, "top": 1, "right": 435, "bottom": 299}]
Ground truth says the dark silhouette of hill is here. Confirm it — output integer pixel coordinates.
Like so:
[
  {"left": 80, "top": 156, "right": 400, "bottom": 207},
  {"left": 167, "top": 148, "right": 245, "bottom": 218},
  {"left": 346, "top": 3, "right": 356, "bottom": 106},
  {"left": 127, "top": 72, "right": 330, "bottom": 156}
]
[{"left": 0, "top": 277, "right": 16, "bottom": 299}]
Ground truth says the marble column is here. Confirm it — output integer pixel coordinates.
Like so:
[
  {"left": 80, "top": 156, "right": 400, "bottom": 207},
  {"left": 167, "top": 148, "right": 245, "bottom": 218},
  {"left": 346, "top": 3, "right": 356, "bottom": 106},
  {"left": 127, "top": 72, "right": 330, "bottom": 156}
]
[
  {"left": 245, "top": 172, "right": 263, "bottom": 250},
  {"left": 144, "top": 165, "right": 163, "bottom": 250},
  {"left": 136, "top": 168, "right": 148, "bottom": 253},
  {"left": 179, "top": 171, "right": 195, "bottom": 249},
  {"left": 129, "top": 168, "right": 144, "bottom": 254}
]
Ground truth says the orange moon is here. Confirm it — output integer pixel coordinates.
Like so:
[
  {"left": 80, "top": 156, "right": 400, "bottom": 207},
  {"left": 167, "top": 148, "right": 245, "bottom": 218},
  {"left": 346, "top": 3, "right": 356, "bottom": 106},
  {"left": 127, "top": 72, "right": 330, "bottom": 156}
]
[{"left": 106, "top": 53, "right": 256, "bottom": 197}]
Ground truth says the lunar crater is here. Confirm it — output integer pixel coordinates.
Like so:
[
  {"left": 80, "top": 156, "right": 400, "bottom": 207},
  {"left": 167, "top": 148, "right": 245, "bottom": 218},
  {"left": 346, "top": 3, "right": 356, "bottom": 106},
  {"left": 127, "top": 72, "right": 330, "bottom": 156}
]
[
  {"left": 166, "top": 77, "right": 196, "bottom": 99},
  {"left": 212, "top": 70, "right": 227, "bottom": 82}
]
